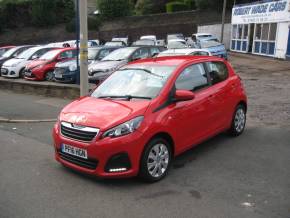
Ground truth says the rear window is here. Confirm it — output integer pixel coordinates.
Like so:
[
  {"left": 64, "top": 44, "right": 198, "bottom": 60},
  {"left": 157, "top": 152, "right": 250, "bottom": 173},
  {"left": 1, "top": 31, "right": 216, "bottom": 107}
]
[{"left": 206, "top": 62, "right": 229, "bottom": 85}]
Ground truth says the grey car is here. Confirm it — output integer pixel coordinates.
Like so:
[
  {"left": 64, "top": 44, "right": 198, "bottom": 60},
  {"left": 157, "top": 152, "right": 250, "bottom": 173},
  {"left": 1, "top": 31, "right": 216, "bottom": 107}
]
[{"left": 88, "top": 46, "right": 165, "bottom": 83}]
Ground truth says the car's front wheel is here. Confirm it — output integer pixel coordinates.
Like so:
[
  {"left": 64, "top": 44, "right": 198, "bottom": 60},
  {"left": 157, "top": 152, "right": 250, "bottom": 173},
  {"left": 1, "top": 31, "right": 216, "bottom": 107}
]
[
  {"left": 45, "top": 71, "right": 54, "bottom": 81},
  {"left": 229, "top": 104, "right": 246, "bottom": 136},
  {"left": 139, "top": 137, "right": 172, "bottom": 182}
]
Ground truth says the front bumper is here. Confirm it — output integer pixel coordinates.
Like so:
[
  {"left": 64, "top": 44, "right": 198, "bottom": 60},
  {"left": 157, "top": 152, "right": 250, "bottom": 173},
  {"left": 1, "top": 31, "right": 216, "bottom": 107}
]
[
  {"left": 53, "top": 123, "right": 146, "bottom": 178},
  {"left": 54, "top": 69, "right": 77, "bottom": 83},
  {"left": 24, "top": 68, "right": 43, "bottom": 81},
  {"left": 1, "top": 66, "right": 19, "bottom": 78}
]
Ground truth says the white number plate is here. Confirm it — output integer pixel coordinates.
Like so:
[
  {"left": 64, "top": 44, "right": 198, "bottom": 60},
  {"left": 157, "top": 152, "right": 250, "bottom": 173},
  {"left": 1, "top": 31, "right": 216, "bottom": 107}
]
[
  {"left": 54, "top": 73, "right": 62, "bottom": 78},
  {"left": 61, "top": 144, "right": 88, "bottom": 159},
  {"left": 25, "top": 72, "right": 31, "bottom": 76}
]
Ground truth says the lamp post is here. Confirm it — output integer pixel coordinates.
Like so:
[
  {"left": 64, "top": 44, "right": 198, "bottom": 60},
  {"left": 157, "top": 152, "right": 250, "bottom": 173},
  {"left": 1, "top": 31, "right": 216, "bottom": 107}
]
[
  {"left": 79, "top": 0, "right": 89, "bottom": 96},
  {"left": 221, "top": 0, "right": 227, "bottom": 43},
  {"left": 75, "top": 0, "right": 80, "bottom": 85}
]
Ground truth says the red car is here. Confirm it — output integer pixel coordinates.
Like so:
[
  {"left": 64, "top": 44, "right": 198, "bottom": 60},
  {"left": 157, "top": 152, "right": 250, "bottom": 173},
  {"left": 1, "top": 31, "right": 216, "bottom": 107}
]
[
  {"left": 24, "top": 48, "right": 77, "bottom": 81},
  {"left": 53, "top": 56, "right": 247, "bottom": 182}
]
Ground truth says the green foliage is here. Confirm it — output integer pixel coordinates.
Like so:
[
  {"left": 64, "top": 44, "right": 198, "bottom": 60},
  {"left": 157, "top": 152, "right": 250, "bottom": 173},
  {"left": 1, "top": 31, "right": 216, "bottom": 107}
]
[
  {"left": 135, "top": 0, "right": 167, "bottom": 15},
  {"left": 166, "top": 1, "right": 189, "bottom": 13},
  {"left": 97, "top": 0, "right": 133, "bottom": 19},
  {"left": 184, "top": 0, "right": 195, "bottom": 10},
  {"left": 31, "top": 0, "right": 57, "bottom": 26}
]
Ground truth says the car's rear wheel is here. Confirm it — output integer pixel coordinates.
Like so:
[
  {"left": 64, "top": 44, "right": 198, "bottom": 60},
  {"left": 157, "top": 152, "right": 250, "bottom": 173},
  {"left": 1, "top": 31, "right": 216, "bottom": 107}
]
[
  {"left": 139, "top": 137, "right": 172, "bottom": 182},
  {"left": 45, "top": 71, "right": 54, "bottom": 81},
  {"left": 229, "top": 104, "right": 246, "bottom": 136}
]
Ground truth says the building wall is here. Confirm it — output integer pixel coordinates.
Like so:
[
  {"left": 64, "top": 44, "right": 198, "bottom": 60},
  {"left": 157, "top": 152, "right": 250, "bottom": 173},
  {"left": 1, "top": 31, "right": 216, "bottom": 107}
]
[
  {"left": 197, "top": 23, "right": 232, "bottom": 49},
  {"left": 276, "top": 22, "right": 290, "bottom": 59}
]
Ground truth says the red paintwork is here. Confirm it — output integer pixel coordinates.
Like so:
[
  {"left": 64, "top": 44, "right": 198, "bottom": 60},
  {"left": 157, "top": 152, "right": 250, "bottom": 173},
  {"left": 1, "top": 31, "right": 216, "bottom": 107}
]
[
  {"left": 24, "top": 48, "right": 76, "bottom": 81},
  {"left": 53, "top": 56, "right": 247, "bottom": 178}
]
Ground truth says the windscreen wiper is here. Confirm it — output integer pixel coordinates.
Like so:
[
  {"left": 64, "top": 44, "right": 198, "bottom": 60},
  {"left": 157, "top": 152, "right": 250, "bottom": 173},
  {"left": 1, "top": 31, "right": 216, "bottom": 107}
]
[
  {"left": 98, "top": 95, "right": 152, "bottom": 100},
  {"left": 119, "top": 68, "right": 164, "bottom": 79}
]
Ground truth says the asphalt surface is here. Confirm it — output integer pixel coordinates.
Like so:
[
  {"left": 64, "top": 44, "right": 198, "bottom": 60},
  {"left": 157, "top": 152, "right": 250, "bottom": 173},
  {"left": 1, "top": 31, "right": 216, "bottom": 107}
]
[{"left": 0, "top": 54, "right": 290, "bottom": 218}]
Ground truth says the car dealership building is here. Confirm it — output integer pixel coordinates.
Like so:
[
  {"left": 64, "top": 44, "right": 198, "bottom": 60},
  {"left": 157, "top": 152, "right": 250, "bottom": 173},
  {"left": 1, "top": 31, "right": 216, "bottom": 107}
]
[{"left": 230, "top": 0, "right": 290, "bottom": 59}]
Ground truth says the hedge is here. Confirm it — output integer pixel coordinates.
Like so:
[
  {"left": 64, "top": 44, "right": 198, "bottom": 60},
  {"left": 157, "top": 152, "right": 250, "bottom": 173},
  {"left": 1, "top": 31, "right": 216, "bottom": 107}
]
[{"left": 166, "top": 1, "right": 190, "bottom": 13}]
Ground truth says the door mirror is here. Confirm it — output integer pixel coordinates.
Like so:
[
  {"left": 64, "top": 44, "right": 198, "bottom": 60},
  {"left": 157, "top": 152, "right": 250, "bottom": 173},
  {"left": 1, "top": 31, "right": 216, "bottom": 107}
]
[{"left": 174, "top": 90, "right": 195, "bottom": 102}]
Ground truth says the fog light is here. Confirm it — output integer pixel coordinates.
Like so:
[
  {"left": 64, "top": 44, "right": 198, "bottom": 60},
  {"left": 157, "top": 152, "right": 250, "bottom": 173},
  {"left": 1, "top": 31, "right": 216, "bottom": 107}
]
[
  {"left": 109, "top": 168, "right": 127, "bottom": 172},
  {"left": 10, "top": 71, "right": 15, "bottom": 75}
]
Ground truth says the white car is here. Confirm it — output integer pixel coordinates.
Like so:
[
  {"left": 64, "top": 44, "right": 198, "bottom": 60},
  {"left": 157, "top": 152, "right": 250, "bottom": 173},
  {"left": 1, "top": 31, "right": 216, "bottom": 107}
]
[
  {"left": 192, "top": 33, "right": 219, "bottom": 42},
  {"left": 140, "top": 35, "right": 157, "bottom": 43},
  {"left": 1, "top": 46, "right": 54, "bottom": 78},
  {"left": 167, "top": 39, "right": 188, "bottom": 49},
  {"left": 157, "top": 48, "right": 212, "bottom": 57}
]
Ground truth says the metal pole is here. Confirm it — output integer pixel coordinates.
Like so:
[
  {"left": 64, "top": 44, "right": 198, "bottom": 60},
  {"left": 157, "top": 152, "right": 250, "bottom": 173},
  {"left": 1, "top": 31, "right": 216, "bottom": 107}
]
[
  {"left": 221, "top": 0, "right": 227, "bottom": 43},
  {"left": 75, "top": 0, "right": 80, "bottom": 85},
  {"left": 79, "top": 0, "right": 89, "bottom": 96}
]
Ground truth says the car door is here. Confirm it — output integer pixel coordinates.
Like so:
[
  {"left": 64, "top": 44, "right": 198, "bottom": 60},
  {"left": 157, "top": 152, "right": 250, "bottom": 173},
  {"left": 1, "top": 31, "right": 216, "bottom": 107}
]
[
  {"left": 167, "top": 63, "right": 213, "bottom": 153},
  {"left": 204, "top": 61, "right": 232, "bottom": 132}
]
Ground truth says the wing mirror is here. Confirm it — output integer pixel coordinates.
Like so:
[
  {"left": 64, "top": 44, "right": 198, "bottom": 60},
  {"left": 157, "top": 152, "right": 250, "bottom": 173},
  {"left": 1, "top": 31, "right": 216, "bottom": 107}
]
[
  {"left": 174, "top": 90, "right": 195, "bottom": 102},
  {"left": 31, "top": 55, "right": 38, "bottom": 60}
]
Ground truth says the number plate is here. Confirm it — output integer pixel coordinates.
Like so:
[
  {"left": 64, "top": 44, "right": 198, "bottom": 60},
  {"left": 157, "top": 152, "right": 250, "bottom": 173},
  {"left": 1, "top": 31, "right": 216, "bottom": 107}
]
[
  {"left": 54, "top": 73, "right": 62, "bottom": 78},
  {"left": 25, "top": 71, "right": 32, "bottom": 76},
  {"left": 61, "top": 144, "right": 88, "bottom": 159}
]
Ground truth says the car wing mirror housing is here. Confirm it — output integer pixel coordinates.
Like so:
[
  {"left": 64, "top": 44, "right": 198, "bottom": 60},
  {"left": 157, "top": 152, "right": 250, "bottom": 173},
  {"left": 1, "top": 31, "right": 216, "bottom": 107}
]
[{"left": 174, "top": 90, "right": 195, "bottom": 102}]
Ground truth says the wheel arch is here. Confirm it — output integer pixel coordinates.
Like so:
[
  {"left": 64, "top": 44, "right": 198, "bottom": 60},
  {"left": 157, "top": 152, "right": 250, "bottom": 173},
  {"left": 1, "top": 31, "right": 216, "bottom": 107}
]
[
  {"left": 237, "top": 100, "right": 247, "bottom": 112},
  {"left": 146, "top": 132, "right": 175, "bottom": 158}
]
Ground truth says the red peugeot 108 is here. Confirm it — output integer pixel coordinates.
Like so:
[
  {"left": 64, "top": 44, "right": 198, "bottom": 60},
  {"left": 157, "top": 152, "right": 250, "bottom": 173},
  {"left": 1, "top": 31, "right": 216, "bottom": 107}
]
[
  {"left": 53, "top": 56, "right": 247, "bottom": 182},
  {"left": 24, "top": 48, "right": 77, "bottom": 81}
]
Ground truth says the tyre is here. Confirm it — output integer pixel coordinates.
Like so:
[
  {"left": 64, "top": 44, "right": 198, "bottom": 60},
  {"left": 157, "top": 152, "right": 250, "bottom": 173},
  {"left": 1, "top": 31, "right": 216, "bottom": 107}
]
[
  {"left": 139, "top": 137, "right": 172, "bottom": 182},
  {"left": 19, "top": 68, "right": 25, "bottom": 78},
  {"left": 45, "top": 71, "right": 54, "bottom": 81},
  {"left": 229, "top": 104, "right": 246, "bottom": 136}
]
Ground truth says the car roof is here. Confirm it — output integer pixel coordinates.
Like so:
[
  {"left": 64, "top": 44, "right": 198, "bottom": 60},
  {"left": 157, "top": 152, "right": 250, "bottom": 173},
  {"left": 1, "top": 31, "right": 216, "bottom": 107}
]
[{"left": 128, "top": 56, "right": 223, "bottom": 66}]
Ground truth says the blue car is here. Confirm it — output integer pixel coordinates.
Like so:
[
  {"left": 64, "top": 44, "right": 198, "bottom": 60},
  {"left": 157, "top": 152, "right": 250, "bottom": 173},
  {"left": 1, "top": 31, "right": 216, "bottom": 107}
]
[{"left": 192, "top": 39, "right": 228, "bottom": 60}]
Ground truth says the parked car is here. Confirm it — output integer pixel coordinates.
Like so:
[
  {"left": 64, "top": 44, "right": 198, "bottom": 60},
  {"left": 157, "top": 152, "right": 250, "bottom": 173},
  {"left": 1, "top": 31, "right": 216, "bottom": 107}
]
[
  {"left": 53, "top": 47, "right": 121, "bottom": 83},
  {"left": 88, "top": 46, "right": 165, "bottom": 83},
  {"left": 0, "top": 45, "right": 34, "bottom": 72},
  {"left": 192, "top": 33, "right": 219, "bottom": 43},
  {"left": 105, "top": 41, "right": 127, "bottom": 47},
  {"left": 53, "top": 56, "right": 247, "bottom": 182},
  {"left": 157, "top": 48, "right": 212, "bottom": 57},
  {"left": 167, "top": 33, "right": 185, "bottom": 43},
  {"left": 87, "top": 46, "right": 123, "bottom": 64},
  {"left": 194, "top": 40, "right": 228, "bottom": 59},
  {"left": 24, "top": 48, "right": 77, "bottom": 81},
  {"left": 133, "top": 39, "right": 155, "bottom": 46},
  {"left": 140, "top": 35, "right": 157, "bottom": 44},
  {"left": 0, "top": 46, "right": 15, "bottom": 57},
  {"left": 112, "top": 37, "right": 129, "bottom": 46},
  {"left": 167, "top": 39, "right": 188, "bottom": 49},
  {"left": 1, "top": 46, "right": 56, "bottom": 78}
]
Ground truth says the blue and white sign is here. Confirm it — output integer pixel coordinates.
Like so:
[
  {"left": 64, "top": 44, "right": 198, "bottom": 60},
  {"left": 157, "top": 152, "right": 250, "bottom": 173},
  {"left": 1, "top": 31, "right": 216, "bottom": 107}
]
[{"left": 232, "top": 0, "right": 290, "bottom": 24}]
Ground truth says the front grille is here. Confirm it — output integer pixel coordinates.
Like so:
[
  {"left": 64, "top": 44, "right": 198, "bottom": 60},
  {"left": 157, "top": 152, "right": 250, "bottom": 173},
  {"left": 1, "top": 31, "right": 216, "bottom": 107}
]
[
  {"left": 61, "top": 121, "right": 99, "bottom": 142},
  {"left": 58, "top": 151, "right": 98, "bottom": 170},
  {"left": 1, "top": 68, "right": 8, "bottom": 75}
]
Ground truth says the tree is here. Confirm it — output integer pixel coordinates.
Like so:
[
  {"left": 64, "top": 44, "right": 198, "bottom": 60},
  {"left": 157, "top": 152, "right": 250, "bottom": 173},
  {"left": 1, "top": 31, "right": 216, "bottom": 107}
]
[
  {"left": 135, "top": 0, "right": 167, "bottom": 15},
  {"left": 97, "top": 0, "right": 133, "bottom": 19}
]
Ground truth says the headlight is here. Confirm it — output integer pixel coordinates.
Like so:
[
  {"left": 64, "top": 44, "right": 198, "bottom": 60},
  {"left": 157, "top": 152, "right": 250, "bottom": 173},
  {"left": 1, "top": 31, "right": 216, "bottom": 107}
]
[
  {"left": 105, "top": 67, "right": 117, "bottom": 73},
  {"left": 69, "top": 64, "right": 77, "bottom": 71},
  {"left": 33, "top": 64, "right": 44, "bottom": 70},
  {"left": 102, "top": 116, "right": 144, "bottom": 138},
  {"left": 11, "top": 63, "right": 18, "bottom": 67}
]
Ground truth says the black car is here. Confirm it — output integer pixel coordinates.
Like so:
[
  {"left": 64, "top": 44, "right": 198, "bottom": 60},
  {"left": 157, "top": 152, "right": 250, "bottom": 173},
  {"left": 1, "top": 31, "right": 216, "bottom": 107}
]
[
  {"left": 53, "top": 46, "right": 122, "bottom": 83},
  {"left": 0, "top": 45, "right": 34, "bottom": 74}
]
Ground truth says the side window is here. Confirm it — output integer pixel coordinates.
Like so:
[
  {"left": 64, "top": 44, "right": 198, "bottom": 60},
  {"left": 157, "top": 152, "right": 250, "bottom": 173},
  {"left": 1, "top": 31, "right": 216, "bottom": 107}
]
[
  {"left": 150, "top": 47, "right": 160, "bottom": 56},
  {"left": 132, "top": 48, "right": 150, "bottom": 60},
  {"left": 98, "top": 49, "right": 111, "bottom": 60},
  {"left": 34, "top": 48, "right": 49, "bottom": 58},
  {"left": 60, "top": 50, "right": 76, "bottom": 59},
  {"left": 175, "top": 64, "right": 208, "bottom": 91},
  {"left": 191, "top": 51, "right": 209, "bottom": 56},
  {"left": 207, "top": 62, "right": 229, "bottom": 85}
]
